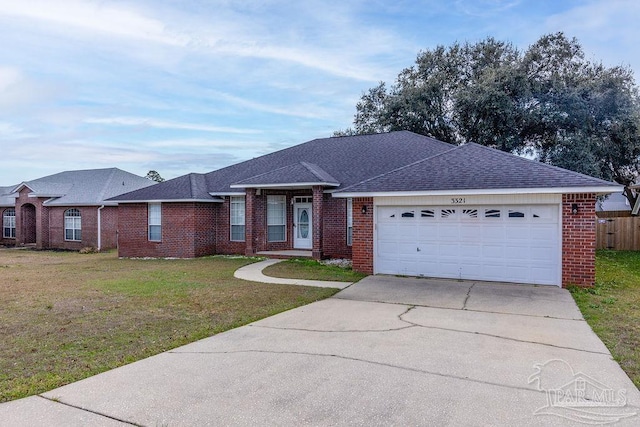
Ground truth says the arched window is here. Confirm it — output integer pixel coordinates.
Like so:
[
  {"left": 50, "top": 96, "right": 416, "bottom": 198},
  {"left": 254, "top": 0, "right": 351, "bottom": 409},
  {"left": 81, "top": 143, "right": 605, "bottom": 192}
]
[
  {"left": 3, "top": 208, "right": 16, "bottom": 238},
  {"left": 64, "top": 208, "right": 81, "bottom": 241}
]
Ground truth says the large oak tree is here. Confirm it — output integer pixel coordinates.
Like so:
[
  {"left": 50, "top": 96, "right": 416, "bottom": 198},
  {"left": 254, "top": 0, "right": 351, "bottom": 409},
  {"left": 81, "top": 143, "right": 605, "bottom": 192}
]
[{"left": 337, "top": 33, "right": 640, "bottom": 207}]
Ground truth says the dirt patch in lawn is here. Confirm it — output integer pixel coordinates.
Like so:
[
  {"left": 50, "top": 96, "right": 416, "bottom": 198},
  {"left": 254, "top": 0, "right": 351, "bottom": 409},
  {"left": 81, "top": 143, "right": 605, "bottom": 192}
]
[{"left": 0, "top": 250, "right": 337, "bottom": 402}]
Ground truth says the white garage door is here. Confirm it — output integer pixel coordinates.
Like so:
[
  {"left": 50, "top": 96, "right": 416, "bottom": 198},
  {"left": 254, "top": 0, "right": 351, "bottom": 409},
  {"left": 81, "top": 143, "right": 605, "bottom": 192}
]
[{"left": 375, "top": 205, "right": 560, "bottom": 285}]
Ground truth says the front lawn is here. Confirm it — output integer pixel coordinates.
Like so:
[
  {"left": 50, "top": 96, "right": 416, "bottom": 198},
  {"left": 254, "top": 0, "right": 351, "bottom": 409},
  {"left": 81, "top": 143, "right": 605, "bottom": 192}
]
[
  {"left": 261, "top": 258, "right": 367, "bottom": 282},
  {"left": 570, "top": 250, "right": 640, "bottom": 389},
  {"left": 0, "top": 250, "right": 338, "bottom": 402}
]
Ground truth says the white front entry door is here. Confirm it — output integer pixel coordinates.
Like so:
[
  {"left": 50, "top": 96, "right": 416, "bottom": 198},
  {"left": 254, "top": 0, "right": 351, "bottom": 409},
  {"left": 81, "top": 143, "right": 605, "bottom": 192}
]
[{"left": 294, "top": 203, "right": 312, "bottom": 249}]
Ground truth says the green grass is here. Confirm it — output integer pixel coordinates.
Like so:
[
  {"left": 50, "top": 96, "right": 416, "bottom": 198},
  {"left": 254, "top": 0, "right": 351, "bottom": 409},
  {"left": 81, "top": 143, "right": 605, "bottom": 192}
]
[
  {"left": 261, "top": 258, "right": 367, "bottom": 282},
  {"left": 569, "top": 250, "right": 640, "bottom": 389},
  {"left": 0, "top": 251, "right": 338, "bottom": 402}
]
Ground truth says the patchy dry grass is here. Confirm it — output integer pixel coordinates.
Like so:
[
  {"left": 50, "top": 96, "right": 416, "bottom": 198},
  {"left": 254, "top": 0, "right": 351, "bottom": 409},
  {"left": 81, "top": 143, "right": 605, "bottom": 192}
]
[
  {"left": 569, "top": 250, "right": 640, "bottom": 389},
  {"left": 262, "top": 258, "right": 367, "bottom": 282},
  {"left": 0, "top": 250, "right": 337, "bottom": 402}
]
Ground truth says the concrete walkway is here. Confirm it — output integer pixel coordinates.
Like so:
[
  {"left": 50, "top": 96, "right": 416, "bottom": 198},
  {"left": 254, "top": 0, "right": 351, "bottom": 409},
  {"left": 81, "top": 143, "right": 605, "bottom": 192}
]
[{"left": 234, "top": 259, "right": 352, "bottom": 289}]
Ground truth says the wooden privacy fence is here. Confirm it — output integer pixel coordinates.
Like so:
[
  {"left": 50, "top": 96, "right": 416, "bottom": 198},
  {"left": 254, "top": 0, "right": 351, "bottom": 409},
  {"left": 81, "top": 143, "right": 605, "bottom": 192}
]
[{"left": 596, "top": 211, "right": 640, "bottom": 250}]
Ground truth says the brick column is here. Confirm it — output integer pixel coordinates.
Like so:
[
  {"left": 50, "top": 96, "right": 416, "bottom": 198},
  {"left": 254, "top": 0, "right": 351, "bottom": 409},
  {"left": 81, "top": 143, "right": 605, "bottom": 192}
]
[
  {"left": 312, "top": 186, "right": 323, "bottom": 259},
  {"left": 562, "top": 193, "right": 596, "bottom": 287},
  {"left": 245, "top": 189, "right": 256, "bottom": 256},
  {"left": 352, "top": 197, "right": 373, "bottom": 274}
]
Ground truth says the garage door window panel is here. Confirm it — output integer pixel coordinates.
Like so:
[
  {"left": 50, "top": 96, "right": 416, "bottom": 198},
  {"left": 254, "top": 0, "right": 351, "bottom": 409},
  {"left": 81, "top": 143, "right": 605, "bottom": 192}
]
[{"left": 420, "top": 209, "right": 435, "bottom": 218}]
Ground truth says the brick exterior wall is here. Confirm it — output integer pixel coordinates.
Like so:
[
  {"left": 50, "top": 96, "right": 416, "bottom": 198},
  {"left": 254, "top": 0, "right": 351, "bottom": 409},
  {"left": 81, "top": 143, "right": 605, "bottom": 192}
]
[
  {"left": 216, "top": 196, "right": 247, "bottom": 255},
  {"left": 16, "top": 188, "right": 40, "bottom": 246},
  {"left": 118, "top": 202, "right": 217, "bottom": 258},
  {"left": 218, "top": 192, "right": 349, "bottom": 258},
  {"left": 100, "top": 206, "right": 119, "bottom": 249},
  {"left": 351, "top": 197, "right": 373, "bottom": 274},
  {"left": 322, "top": 196, "right": 351, "bottom": 259},
  {"left": 116, "top": 191, "right": 353, "bottom": 260},
  {"left": 562, "top": 193, "right": 597, "bottom": 287},
  {"left": 312, "top": 186, "right": 323, "bottom": 259},
  {"left": 48, "top": 206, "right": 98, "bottom": 250}
]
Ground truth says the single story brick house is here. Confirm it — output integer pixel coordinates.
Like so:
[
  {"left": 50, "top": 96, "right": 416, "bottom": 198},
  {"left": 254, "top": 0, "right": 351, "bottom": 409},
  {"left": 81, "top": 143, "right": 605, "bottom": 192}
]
[
  {"left": 2, "top": 168, "right": 154, "bottom": 250},
  {"left": 110, "top": 131, "right": 620, "bottom": 287}
]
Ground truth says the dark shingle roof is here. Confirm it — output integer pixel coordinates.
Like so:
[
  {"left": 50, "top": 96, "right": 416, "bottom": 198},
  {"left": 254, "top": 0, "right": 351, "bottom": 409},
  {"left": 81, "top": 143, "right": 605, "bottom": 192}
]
[
  {"left": 110, "top": 173, "right": 214, "bottom": 202},
  {"left": 110, "top": 131, "right": 453, "bottom": 201},
  {"left": 110, "top": 132, "right": 620, "bottom": 202},
  {"left": 232, "top": 162, "right": 339, "bottom": 187},
  {"left": 336, "top": 143, "right": 619, "bottom": 193}
]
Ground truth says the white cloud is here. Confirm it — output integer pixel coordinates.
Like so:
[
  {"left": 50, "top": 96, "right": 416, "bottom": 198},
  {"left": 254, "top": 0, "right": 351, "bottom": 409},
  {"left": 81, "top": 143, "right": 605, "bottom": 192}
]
[
  {"left": 0, "top": 66, "right": 22, "bottom": 91},
  {"left": 0, "top": 0, "right": 398, "bottom": 82},
  {"left": 0, "top": 122, "right": 37, "bottom": 139},
  {"left": 84, "top": 117, "right": 262, "bottom": 134},
  {"left": 0, "top": 0, "right": 186, "bottom": 46},
  {"left": 544, "top": 0, "right": 640, "bottom": 71},
  {"left": 454, "top": 0, "right": 521, "bottom": 17},
  {"left": 147, "top": 138, "right": 272, "bottom": 150},
  {"left": 0, "top": 66, "right": 52, "bottom": 111},
  {"left": 209, "top": 91, "right": 333, "bottom": 120}
]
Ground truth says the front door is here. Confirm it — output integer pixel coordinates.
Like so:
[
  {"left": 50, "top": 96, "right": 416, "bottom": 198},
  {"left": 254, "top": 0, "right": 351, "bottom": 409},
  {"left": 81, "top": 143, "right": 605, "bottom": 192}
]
[{"left": 294, "top": 203, "right": 312, "bottom": 249}]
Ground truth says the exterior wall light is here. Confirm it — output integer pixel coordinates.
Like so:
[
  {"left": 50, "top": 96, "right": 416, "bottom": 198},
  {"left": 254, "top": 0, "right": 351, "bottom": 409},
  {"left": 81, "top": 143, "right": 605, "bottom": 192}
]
[
  {"left": 361, "top": 205, "right": 368, "bottom": 214},
  {"left": 571, "top": 203, "right": 579, "bottom": 215}
]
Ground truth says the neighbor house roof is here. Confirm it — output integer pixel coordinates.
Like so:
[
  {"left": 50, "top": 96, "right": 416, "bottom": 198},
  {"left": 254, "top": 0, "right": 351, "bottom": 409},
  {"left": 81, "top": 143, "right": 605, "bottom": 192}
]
[
  {"left": 0, "top": 185, "right": 18, "bottom": 207},
  {"left": 13, "top": 168, "right": 155, "bottom": 206},
  {"left": 110, "top": 131, "right": 621, "bottom": 202},
  {"left": 597, "top": 192, "right": 630, "bottom": 212},
  {"left": 334, "top": 143, "right": 621, "bottom": 196}
]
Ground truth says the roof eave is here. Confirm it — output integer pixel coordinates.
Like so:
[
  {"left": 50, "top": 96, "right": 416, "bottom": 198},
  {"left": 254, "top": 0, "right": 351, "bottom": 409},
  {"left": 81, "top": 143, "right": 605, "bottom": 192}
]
[
  {"left": 332, "top": 186, "right": 623, "bottom": 198},
  {"left": 209, "top": 192, "right": 246, "bottom": 197},
  {"left": 42, "top": 201, "right": 120, "bottom": 207},
  {"left": 114, "top": 198, "right": 224, "bottom": 204},
  {"left": 230, "top": 182, "right": 340, "bottom": 189}
]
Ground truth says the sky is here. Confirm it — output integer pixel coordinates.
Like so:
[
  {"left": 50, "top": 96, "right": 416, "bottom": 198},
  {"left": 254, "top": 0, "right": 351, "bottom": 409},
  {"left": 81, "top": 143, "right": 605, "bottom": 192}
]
[{"left": 1, "top": 0, "right": 639, "bottom": 185}]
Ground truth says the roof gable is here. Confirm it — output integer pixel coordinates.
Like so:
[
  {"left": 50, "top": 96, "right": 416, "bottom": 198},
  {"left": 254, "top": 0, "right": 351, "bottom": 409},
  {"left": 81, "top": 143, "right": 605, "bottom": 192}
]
[{"left": 231, "top": 162, "right": 339, "bottom": 188}]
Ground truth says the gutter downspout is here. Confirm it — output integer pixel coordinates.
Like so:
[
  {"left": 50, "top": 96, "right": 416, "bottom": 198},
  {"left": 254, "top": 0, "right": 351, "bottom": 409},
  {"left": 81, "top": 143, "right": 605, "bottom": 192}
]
[{"left": 97, "top": 205, "right": 105, "bottom": 251}]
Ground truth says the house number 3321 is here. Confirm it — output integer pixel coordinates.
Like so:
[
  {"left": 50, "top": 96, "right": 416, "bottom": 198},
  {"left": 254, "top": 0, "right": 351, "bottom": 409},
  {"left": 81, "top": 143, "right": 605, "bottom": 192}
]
[{"left": 451, "top": 198, "right": 466, "bottom": 204}]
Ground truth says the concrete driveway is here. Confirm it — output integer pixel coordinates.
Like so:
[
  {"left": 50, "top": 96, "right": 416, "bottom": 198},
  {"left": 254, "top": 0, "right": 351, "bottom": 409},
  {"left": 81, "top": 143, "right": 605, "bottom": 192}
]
[{"left": 2, "top": 276, "right": 639, "bottom": 426}]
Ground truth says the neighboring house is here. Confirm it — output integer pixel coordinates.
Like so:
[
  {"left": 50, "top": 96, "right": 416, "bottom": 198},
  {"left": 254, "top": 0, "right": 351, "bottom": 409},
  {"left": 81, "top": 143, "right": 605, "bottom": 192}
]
[
  {"left": 4, "top": 168, "right": 155, "bottom": 250},
  {"left": 110, "top": 131, "right": 620, "bottom": 287},
  {"left": 596, "top": 192, "right": 631, "bottom": 215}
]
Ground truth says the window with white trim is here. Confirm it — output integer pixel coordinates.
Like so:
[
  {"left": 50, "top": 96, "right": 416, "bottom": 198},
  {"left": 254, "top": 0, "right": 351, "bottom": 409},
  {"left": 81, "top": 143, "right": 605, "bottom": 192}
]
[
  {"left": 3, "top": 208, "right": 16, "bottom": 238},
  {"left": 346, "top": 198, "right": 353, "bottom": 246},
  {"left": 230, "top": 196, "right": 245, "bottom": 241},
  {"left": 267, "top": 195, "right": 286, "bottom": 242},
  {"left": 148, "top": 203, "right": 161, "bottom": 241},
  {"left": 64, "top": 208, "right": 81, "bottom": 241}
]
